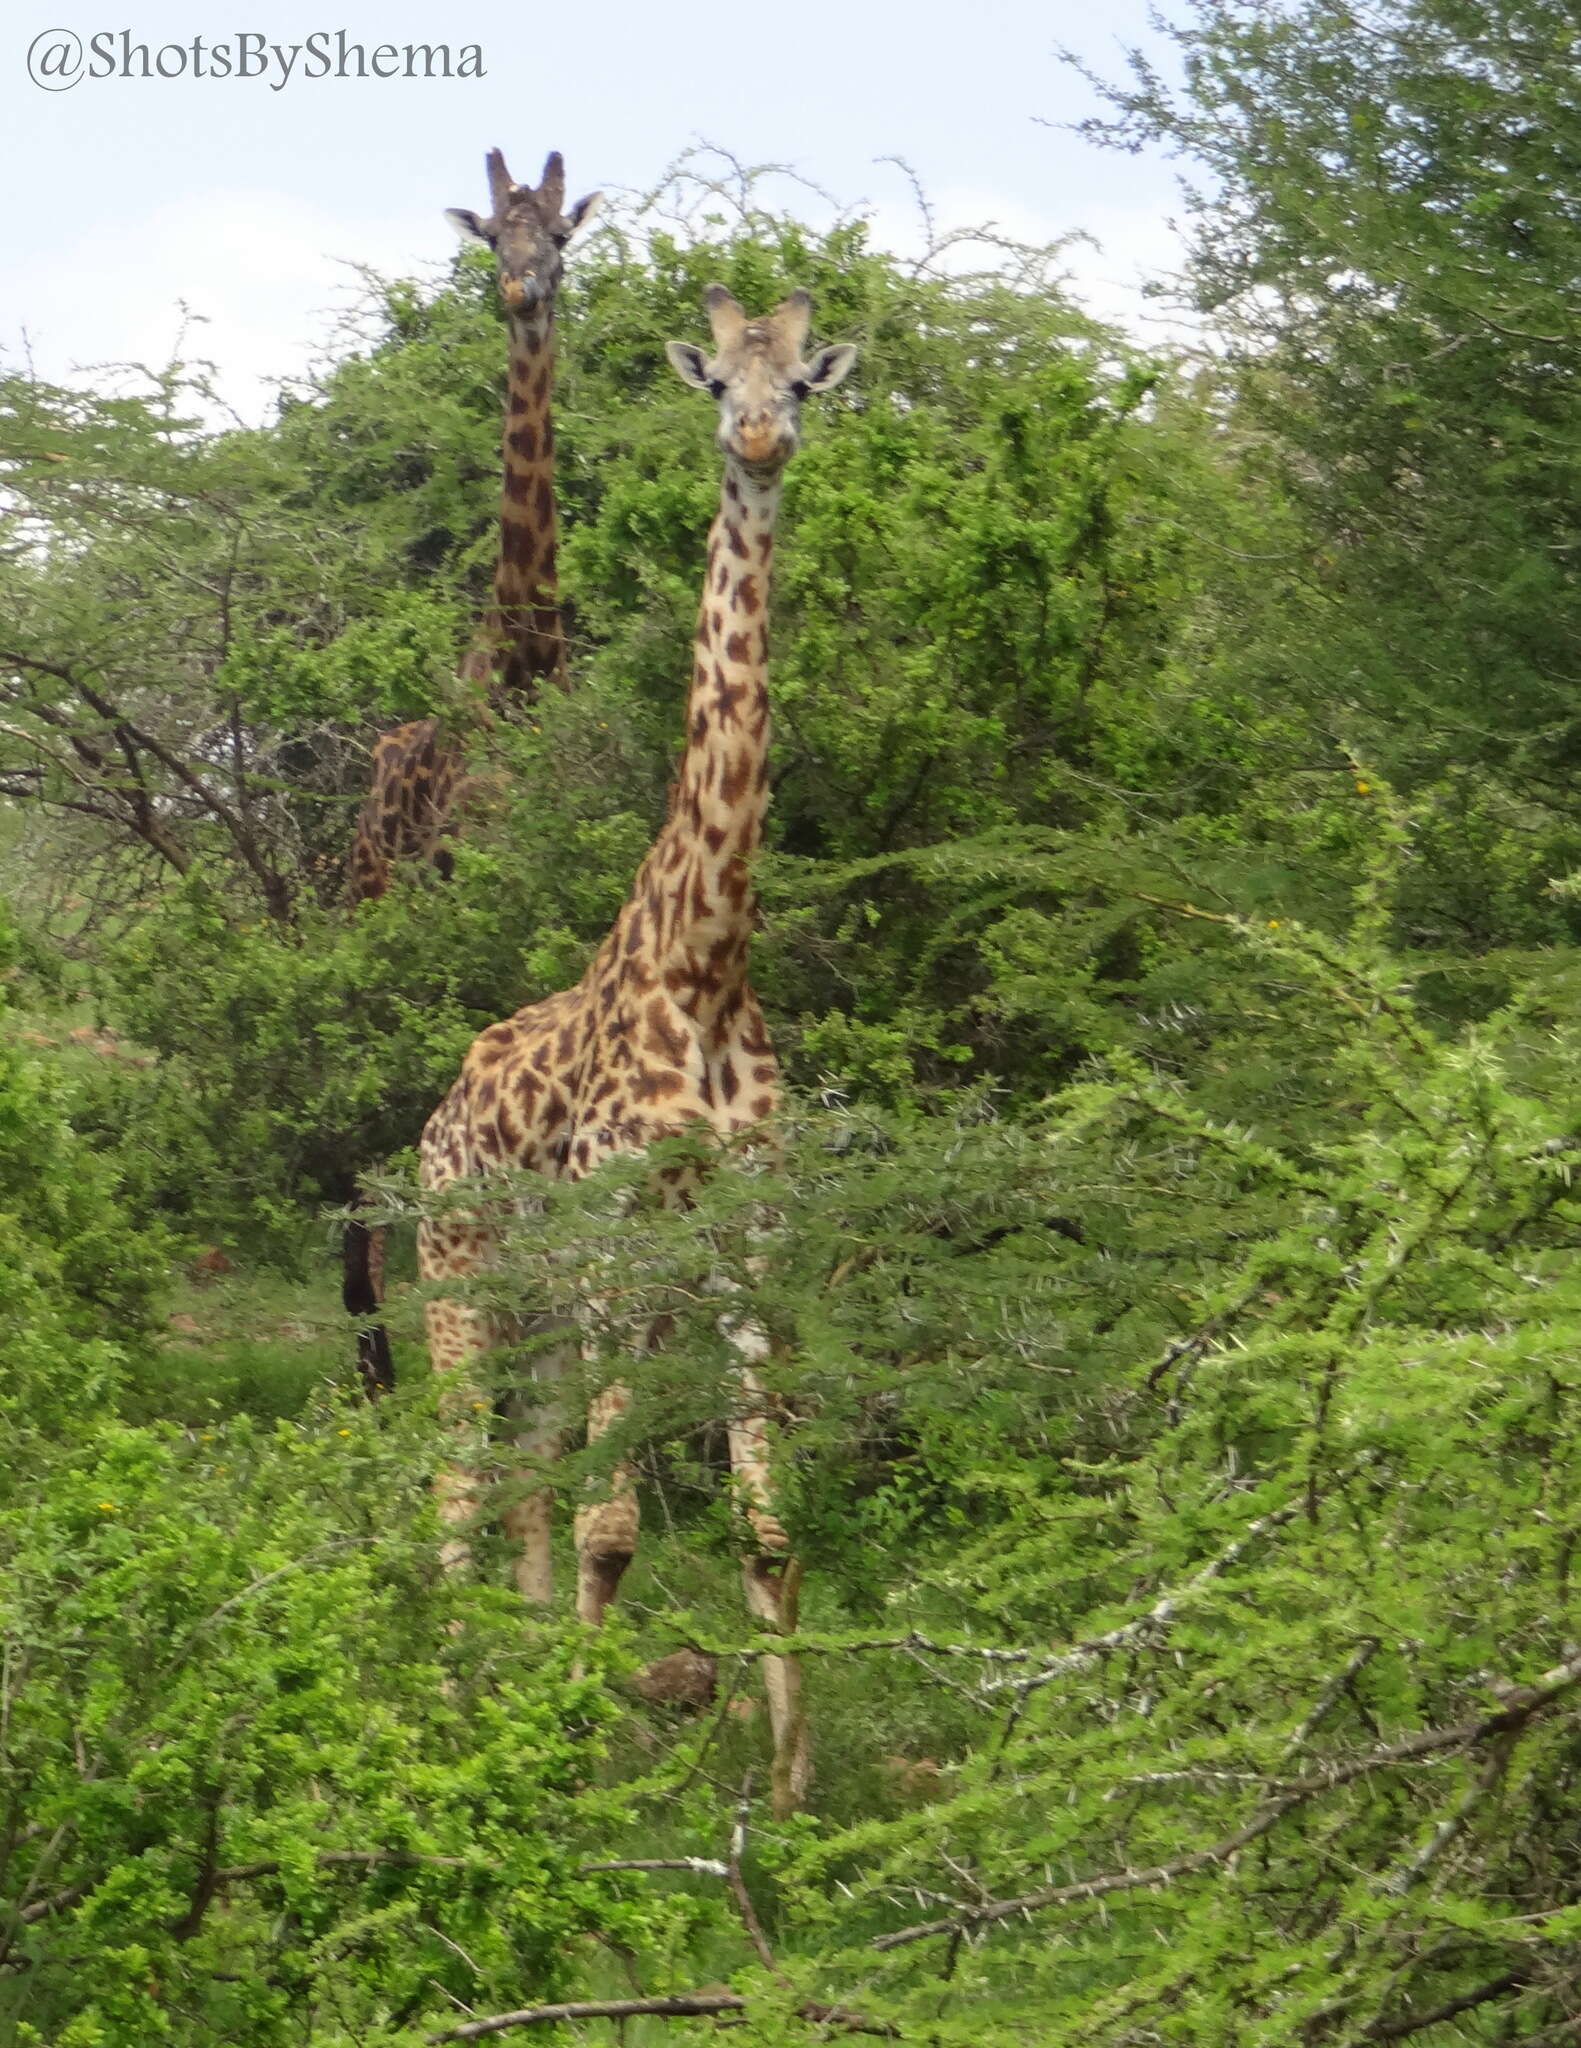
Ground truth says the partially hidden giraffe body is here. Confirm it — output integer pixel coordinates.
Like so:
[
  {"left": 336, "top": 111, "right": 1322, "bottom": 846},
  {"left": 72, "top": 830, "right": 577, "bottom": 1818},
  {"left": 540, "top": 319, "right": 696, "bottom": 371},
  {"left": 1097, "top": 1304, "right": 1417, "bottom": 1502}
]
[
  {"left": 418, "top": 288, "right": 856, "bottom": 1814},
  {"left": 343, "top": 149, "right": 599, "bottom": 1394},
  {"left": 346, "top": 145, "right": 600, "bottom": 904}
]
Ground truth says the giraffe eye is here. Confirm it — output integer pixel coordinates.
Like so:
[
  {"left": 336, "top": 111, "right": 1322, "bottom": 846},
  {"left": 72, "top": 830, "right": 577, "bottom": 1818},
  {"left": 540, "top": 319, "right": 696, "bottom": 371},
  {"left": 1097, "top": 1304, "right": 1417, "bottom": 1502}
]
[
  {"left": 708, "top": 378, "right": 726, "bottom": 400},
  {"left": 790, "top": 379, "right": 810, "bottom": 401}
]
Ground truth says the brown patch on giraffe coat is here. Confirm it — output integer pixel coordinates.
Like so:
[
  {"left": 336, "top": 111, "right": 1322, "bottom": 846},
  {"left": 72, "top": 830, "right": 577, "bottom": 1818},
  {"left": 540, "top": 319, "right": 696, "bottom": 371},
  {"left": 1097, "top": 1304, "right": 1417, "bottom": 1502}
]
[
  {"left": 718, "top": 751, "right": 753, "bottom": 808},
  {"left": 726, "top": 524, "right": 748, "bottom": 559},
  {"left": 508, "top": 422, "right": 539, "bottom": 462},
  {"left": 724, "top": 631, "right": 751, "bottom": 665},
  {"left": 631, "top": 1065, "right": 684, "bottom": 1103},
  {"left": 735, "top": 575, "right": 761, "bottom": 614},
  {"left": 644, "top": 1000, "right": 690, "bottom": 1068}
]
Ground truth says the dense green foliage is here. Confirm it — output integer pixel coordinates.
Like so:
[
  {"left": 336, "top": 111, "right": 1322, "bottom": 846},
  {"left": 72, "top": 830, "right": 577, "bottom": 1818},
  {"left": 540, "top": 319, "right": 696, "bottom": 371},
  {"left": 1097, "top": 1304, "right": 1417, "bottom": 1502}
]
[
  {"left": 1078, "top": 0, "right": 1581, "bottom": 811},
  {"left": 5, "top": 11, "right": 1581, "bottom": 2035}
]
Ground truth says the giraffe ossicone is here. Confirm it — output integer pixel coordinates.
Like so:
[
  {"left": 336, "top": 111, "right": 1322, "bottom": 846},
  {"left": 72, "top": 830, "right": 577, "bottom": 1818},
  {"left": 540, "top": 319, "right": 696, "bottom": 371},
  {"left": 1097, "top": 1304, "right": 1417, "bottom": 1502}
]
[{"left": 417, "top": 286, "right": 857, "bottom": 1815}]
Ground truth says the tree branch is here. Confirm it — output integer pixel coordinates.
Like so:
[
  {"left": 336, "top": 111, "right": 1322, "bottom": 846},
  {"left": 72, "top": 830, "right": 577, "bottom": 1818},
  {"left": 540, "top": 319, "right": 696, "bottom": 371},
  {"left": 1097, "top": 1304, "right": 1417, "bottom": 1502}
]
[
  {"left": 425, "top": 1991, "right": 899, "bottom": 2042},
  {"left": 871, "top": 1649, "right": 1581, "bottom": 1952}
]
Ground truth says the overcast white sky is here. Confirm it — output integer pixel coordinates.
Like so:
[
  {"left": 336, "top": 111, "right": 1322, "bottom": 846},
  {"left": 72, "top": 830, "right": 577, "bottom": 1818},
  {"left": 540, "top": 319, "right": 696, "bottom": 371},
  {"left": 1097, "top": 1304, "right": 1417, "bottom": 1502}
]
[{"left": 1, "top": 0, "right": 1193, "bottom": 420}]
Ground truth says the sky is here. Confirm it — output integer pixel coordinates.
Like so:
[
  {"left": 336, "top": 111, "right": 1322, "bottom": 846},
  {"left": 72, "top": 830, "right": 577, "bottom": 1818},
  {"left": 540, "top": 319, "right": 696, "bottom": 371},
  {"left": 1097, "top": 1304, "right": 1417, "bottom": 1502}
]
[{"left": 1, "top": 0, "right": 1194, "bottom": 420}]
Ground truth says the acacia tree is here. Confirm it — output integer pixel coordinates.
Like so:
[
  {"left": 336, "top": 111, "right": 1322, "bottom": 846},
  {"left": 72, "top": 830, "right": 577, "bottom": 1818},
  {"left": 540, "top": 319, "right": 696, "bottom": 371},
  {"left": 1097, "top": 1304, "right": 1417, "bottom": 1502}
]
[
  {"left": 0, "top": 359, "right": 475, "bottom": 924},
  {"left": 1076, "top": 0, "right": 1581, "bottom": 812}
]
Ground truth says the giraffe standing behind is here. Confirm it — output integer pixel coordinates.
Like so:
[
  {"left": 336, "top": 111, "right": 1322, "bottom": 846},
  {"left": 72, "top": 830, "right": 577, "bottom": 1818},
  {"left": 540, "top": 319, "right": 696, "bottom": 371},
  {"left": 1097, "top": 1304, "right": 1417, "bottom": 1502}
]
[
  {"left": 345, "top": 146, "right": 601, "bottom": 904},
  {"left": 418, "top": 287, "right": 856, "bottom": 1813},
  {"left": 342, "top": 149, "right": 600, "bottom": 1396}
]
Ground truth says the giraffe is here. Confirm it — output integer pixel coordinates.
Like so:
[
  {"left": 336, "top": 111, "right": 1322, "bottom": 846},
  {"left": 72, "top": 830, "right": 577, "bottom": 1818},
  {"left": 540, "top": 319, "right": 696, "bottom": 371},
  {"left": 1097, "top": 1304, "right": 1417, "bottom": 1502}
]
[
  {"left": 345, "top": 147, "right": 601, "bottom": 905},
  {"left": 417, "top": 286, "right": 856, "bottom": 1813},
  {"left": 343, "top": 149, "right": 600, "bottom": 1395}
]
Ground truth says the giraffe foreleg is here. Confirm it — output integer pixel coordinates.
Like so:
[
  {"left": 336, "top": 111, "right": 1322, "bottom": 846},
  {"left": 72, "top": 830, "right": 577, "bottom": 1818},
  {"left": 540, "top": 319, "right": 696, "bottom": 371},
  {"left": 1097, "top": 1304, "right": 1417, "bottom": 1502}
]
[
  {"left": 501, "top": 1327, "right": 573, "bottom": 1606},
  {"left": 725, "top": 1339, "right": 810, "bottom": 1818}
]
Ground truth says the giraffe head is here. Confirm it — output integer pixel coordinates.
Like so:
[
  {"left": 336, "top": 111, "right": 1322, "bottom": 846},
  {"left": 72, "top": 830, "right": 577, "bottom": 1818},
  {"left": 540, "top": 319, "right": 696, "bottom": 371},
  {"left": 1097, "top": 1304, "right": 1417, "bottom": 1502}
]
[
  {"left": 445, "top": 148, "right": 602, "bottom": 316},
  {"left": 666, "top": 287, "right": 856, "bottom": 478}
]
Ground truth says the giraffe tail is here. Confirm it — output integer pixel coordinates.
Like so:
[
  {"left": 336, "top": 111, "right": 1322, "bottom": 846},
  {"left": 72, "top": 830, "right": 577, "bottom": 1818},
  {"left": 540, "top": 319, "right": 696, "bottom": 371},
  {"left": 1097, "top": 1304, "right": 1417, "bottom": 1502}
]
[{"left": 342, "top": 1190, "right": 395, "bottom": 1400}]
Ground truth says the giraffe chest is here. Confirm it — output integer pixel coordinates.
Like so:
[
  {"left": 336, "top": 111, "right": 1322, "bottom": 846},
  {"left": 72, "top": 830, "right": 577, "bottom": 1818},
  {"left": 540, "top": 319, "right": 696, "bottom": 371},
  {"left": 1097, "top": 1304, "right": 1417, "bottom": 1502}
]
[{"left": 550, "top": 984, "right": 779, "bottom": 1183}]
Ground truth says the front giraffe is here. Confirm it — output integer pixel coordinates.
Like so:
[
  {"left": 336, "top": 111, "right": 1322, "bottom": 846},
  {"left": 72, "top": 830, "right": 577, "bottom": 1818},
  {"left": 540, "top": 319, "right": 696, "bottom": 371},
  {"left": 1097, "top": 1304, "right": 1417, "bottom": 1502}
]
[
  {"left": 418, "top": 287, "right": 856, "bottom": 1814},
  {"left": 343, "top": 150, "right": 599, "bottom": 1395},
  {"left": 346, "top": 147, "right": 600, "bottom": 904}
]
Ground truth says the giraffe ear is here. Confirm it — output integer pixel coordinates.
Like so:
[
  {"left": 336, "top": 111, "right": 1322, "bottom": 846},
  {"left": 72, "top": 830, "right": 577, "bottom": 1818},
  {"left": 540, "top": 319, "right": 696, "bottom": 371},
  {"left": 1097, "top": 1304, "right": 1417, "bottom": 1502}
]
[
  {"left": 666, "top": 341, "right": 713, "bottom": 391},
  {"left": 445, "top": 207, "right": 494, "bottom": 250},
  {"left": 800, "top": 343, "right": 857, "bottom": 395},
  {"left": 565, "top": 191, "right": 604, "bottom": 243}
]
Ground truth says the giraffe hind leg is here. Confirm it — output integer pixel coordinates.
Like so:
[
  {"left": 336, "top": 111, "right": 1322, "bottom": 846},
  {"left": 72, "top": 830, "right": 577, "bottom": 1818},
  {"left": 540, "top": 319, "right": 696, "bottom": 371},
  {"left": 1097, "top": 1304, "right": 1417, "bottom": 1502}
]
[{"left": 575, "top": 1377, "right": 641, "bottom": 1626}]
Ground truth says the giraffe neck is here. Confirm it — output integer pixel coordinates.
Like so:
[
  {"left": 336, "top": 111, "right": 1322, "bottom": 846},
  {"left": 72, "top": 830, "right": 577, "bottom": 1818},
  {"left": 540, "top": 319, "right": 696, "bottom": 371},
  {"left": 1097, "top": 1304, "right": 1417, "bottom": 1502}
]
[
  {"left": 638, "top": 458, "right": 781, "bottom": 1016},
  {"left": 478, "top": 301, "right": 566, "bottom": 699}
]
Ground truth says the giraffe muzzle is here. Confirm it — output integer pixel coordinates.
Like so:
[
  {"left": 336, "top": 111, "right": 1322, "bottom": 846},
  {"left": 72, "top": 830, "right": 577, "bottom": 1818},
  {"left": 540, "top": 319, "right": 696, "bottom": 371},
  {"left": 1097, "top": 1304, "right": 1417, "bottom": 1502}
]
[{"left": 732, "top": 420, "right": 797, "bottom": 472}]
